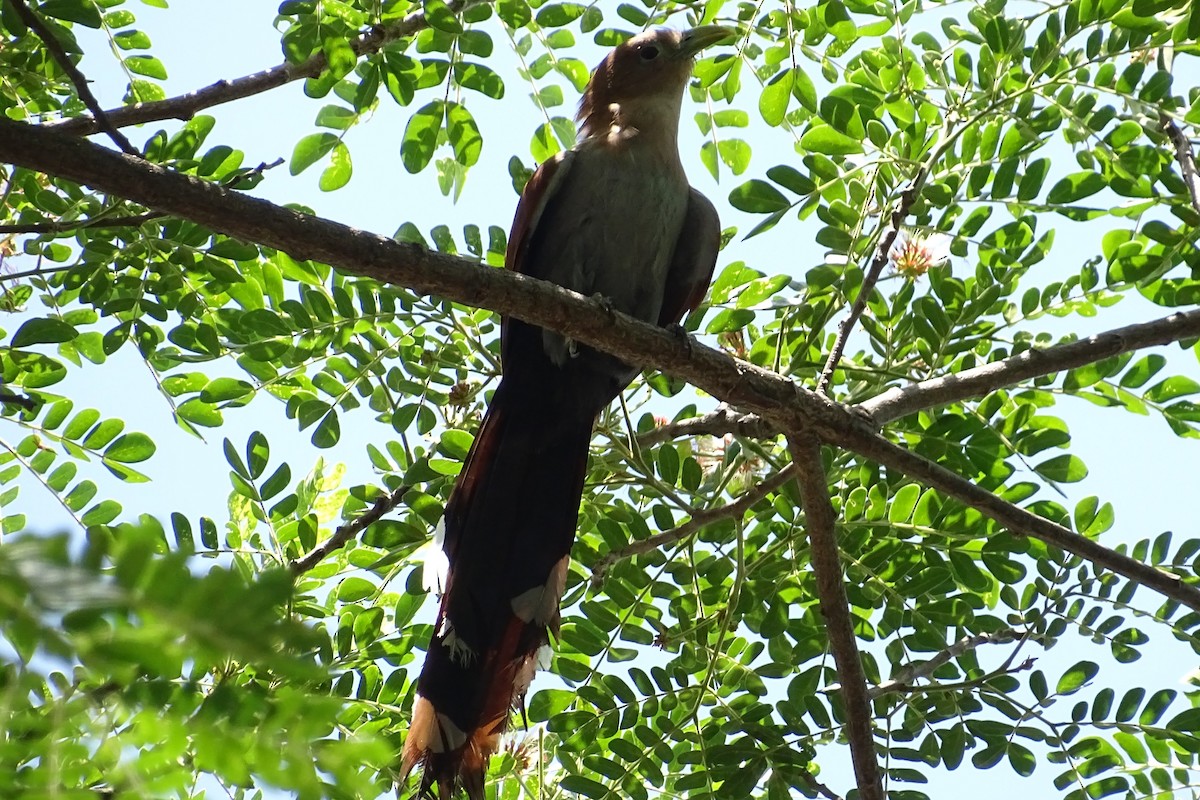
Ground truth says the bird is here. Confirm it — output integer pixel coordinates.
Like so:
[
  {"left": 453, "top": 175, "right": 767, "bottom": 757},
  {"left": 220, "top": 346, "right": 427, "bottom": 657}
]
[{"left": 400, "top": 24, "right": 730, "bottom": 800}]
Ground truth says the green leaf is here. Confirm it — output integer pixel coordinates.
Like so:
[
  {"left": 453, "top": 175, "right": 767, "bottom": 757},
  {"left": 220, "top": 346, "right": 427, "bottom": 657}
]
[
  {"left": 445, "top": 102, "right": 482, "bottom": 167},
  {"left": 729, "top": 180, "right": 789, "bottom": 213},
  {"left": 717, "top": 139, "right": 752, "bottom": 175},
  {"left": 124, "top": 55, "right": 168, "bottom": 80},
  {"left": 559, "top": 776, "right": 607, "bottom": 799},
  {"left": 1145, "top": 375, "right": 1200, "bottom": 402},
  {"left": 536, "top": 2, "right": 585, "bottom": 27},
  {"left": 103, "top": 433, "right": 156, "bottom": 463},
  {"left": 767, "top": 165, "right": 815, "bottom": 195},
  {"left": 1035, "top": 454, "right": 1088, "bottom": 482},
  {"left": 320, "top": 142, "right": 353, "bottom": 191},
  {"left": 497, "top": 0, "right": 532, "bottom": 27},
  {"left": 177, "top": 399, "right": 223, "bottom": 428},
  {"left": 1008, "top": 742, "right": 1036, "bottom": 777},
  {"left": 200, "top": 377, "right": 254, "bottom": 403},
  {"left": 401, "top": 101, "right": 444, "bottom": 173},
  {"left": 528, "top": 688, "right": 574, "bottom": 721},
  {"left": 315, "top": 104, "right": 357, "bottom": 130},
  {"left": 800, "top": 124, "right": 863, "bottom": 155},
  {"left": 82, "top": 499, "right": 122, "bottom": 526},
  {"left": 40, "top": 0, "right": 102, "bottom": 27},
  {"left": 792, "top": 66, "right": 817, "bottom": 111},
  {"left": 322, "top": 36, "right": 357, "bottom": 79},
  {"left": 113, "top": 29, "right": 152, "bottom": 50},
  {"left": 423, "top": 0, "right": 464, "bottom": 32},
  {"left": 12, "top": 318, "right": 78, "bottom": 347},
  {"left": 1046, "top": 172, "right": 1106, "bottom": 204},
  {"left": 246, "top": 431, "right": 270, "bottom": 479},
  {"left": 1017, "top": 158, "right": 1050, "bottom": 201},
  {"left": 1120, "top": 354, "right": 1165, "bottom": 388},
  {"left": 290, "top": 132, "right": 339, "bottom": 175},
  {"left": 1057, "top": 660, "right": 1099, "bottom": 695},
  {"left": 337, "top": 577, "right": 376, "bottom": 602},
  {"left": 759, "top": 69, "right": 793, "bottom": 126},
  {"left": 888, "top": 484, "right": 921, "bottom": 524},
  {"left": 453, "top": 62, "right": 504, "bottom": 99}
]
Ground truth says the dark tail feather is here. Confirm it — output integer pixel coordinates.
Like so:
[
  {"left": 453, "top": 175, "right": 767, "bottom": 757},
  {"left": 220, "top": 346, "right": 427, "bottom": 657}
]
[{"left": 401, "top": 376, "right": 596, "bottom": 799}]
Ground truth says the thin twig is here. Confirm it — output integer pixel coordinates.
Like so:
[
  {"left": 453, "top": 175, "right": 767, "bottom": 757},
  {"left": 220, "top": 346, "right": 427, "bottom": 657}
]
[
  {"left": 590, "top": 464, "right": 795, "bottom": 586},
  {"left": 6, "top": 115, "right": 1200, "bottom": 614},
  {"left": 788, "top": 433, "right": 883, "bottom": 800},
  {"left": 1162, "top": 115, "right": 1200, "bottom": 213},
  {"left": 46, "top": 0, "right": 484, "bottom": 137},
  {"left": 289, "top": 483, "right": 410, "bottom": 574},
  {"left": 858, "top": 307, "right": 1200, "bottom": 425},
  {"left": 0, "top": 211, "right": 161, "bottom": 235},
  {"left": 636, "top": 405, "right": 774, "bottom": 446},
  {"left": 221, "top": 157, "right": 286, "bottom": 190},
  {"left": 0, "top": 262, "right": 78, "bottom": 283},
  {"left": 816, "top": 181, "right": 920, "bottom": 395},
  {"left": 8, "top": 0, "right": 138, "bottom": 155},
  {"left": 867, "top": 628, "right": 1025, "bottom": 699}
]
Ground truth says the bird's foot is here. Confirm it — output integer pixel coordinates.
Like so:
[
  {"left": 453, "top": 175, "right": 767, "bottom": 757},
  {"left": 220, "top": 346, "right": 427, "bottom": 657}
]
[
  {"left": 590, "top": 293, "right": 617, "bottom": 318},
  {"left": 665, "top": 322, "right": 695, "bottom": 356}
]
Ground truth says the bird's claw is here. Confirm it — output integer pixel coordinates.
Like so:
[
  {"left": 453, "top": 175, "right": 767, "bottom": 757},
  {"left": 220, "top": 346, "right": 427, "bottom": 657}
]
[
  {"left": 591, "top": 293, "right": 617, "bottom": 318},
  {"left": 665, "top": 322, "right": 694, "bottom": 356}
]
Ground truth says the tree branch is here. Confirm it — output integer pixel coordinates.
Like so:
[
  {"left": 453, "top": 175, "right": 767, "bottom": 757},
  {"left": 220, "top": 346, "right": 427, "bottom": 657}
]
[
  {"left": 0, "top": 263, "right": 77, "bottom": 283},
  {"left": 0, "top": 211, "right": 161, "bottom": 235},
  {"left": 867, "top": 628, "right": 1025, "bottom": 699},
  {"left": 841, "top": 429, "right": 1199, "bottom": 609},
  {"left": 290, "top": 483, "right": 410, "bottom": 574},
  {"left": 589, "top": 464, "right": 796, "bottom": 586},
  {"left": 1162, "top": 115, "right": 1200, "bottom": 213},
  {"left": 788, "top": 434, "right": 883, "bottom": 800},
  {"left": 816, "top": 182, "right": 919, "bottom": 394},
  {"left": 4, "top": 115, "right": 1199, "bottom": 613},
  {"left": 637, "top": 405, "right": 774, "bottom": 446},
  {"left": 45, "top": 0, "right": 483, "bottom": 137},
  {"left": 857, "top": 308, "right": 1200, "bottom": 425},
  {"left": 9, "top": 0, "right": 137, "bottom": 154}
]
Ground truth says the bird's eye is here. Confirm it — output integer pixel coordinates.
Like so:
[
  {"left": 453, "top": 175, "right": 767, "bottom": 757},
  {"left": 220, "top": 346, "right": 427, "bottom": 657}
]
[{"left": 639, "top": 45, "right": 660, "bottom": 61}]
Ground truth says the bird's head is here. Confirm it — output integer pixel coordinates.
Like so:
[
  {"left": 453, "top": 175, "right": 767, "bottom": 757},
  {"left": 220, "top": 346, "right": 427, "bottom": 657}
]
[{"left": 577, "top": 25, "right": 733, "bottom": 141}]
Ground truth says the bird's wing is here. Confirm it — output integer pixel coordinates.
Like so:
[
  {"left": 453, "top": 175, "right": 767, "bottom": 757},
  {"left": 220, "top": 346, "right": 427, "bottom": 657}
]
[
  {"left": 657, "top": 187, "right": 721, "bottom": 326},
  {"left": 505, "top": 150, "right": 574, "bottom": 277}
]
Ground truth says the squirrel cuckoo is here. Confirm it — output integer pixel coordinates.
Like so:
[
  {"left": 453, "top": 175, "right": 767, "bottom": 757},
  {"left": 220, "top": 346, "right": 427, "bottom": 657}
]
[{"left": 401, "top": 25, "right": 730, "bottom": 799}]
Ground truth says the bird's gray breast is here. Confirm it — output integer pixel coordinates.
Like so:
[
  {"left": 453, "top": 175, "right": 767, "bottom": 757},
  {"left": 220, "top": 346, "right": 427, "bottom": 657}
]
[{"left": 535, "top": 144, "right": 689, "bottom": 366}]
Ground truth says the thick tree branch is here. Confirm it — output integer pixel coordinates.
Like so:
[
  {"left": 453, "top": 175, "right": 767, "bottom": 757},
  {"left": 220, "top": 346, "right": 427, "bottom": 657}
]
[
  {"left": 45, "top": 0, "right": 482, "bottom": 137},
  {"left": 3, "top": 116, "right": 1198, "bottom": 613},
  {"left": 858, "top": 308, "right": 1200, "bottom": 425},
  {"left": 10, "top": 0, "right": 137, "bottom": 154},
  {"left": 589, "top": 464, "right": 795, "bottom": 586},
  {"left": 788, "top": 434, "right": 882, "bottom": 800},
  {"left": 290, "top": 483, "right": 410, "bottom": 574},
  {"left": 868, "top": 628, "right": 1024, "bottom": 699}
]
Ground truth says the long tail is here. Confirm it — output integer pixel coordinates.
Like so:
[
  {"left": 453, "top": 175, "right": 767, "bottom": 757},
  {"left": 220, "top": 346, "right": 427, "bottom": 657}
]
[{"left": 400, "top": 374, "right": 598, "bottom": 799}]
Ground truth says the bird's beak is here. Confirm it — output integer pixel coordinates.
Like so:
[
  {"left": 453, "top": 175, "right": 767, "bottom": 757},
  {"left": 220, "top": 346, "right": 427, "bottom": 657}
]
[{"left": 676, "top": 25, "right": 735, "bottom": 60}]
